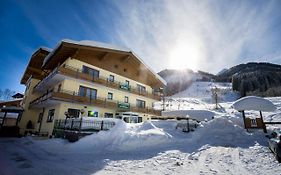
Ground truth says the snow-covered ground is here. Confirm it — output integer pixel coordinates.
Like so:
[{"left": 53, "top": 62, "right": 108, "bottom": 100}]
[{"left": 1, "top": 81, "right": 281, "bottom": 175}]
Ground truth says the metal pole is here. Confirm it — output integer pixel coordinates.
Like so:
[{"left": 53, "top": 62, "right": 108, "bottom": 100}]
[{"left": 1, "top": 112, "right": 7, "bottom": 128}]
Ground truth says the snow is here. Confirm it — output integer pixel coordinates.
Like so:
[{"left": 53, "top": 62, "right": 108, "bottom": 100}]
[
  {"left": 232, "top": 96, "right": 277, "bottom": 112},
  {"left": 162, "top": 110, "right": 215, "bottom": 121},
  {"left": 1, "top": 81, "right": 281, "bottom": 175},
  {"left": 171, "top": 81, "right": 239, "bottom": 103},
  {"left": 0, "top": 98, "right": 23, "bottom": 103}
]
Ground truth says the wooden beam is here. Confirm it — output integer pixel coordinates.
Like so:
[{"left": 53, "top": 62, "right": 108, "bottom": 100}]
[
  {"left": 120, "top": 55, "right": 131, "bottom": 62},
  {"left": 27, "top": 66, "right": 44, "bottom": 75},
  {"left": 99, "top": 52, "right": 110, "bottom": 61},
  {"left": 73, "top": 48, "right": 80, "bottom": 58}
]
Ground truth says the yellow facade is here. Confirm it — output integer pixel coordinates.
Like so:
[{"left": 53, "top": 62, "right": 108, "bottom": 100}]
[
  {"left": 19, "top": 58, "right": 161, "bottom": 136},
  {"left": 19, "top": 41, "right": 165, "bottom": 136}
]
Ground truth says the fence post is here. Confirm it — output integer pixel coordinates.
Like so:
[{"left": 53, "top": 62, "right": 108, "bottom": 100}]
[
  {"left": 78, "top": 117, "right": 82, "bottom": 134},
  {"left": 58, "top": 119, "right": 61, "bottom": 128},
  {"left": 71, "top": 119, "right": 74, "bottom": 130},
  {"left": 101, "top": 120, "right": 104, "bottom": 130},
  {"left": 64, "top": 119, "right": 67, "bottom": 131}
]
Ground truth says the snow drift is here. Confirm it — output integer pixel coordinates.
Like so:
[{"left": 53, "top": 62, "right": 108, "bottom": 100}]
[{"left": 70, "top": 120, "right": 172, "bottom": 152}]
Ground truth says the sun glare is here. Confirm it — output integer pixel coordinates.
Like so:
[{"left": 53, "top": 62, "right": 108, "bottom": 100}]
[{"left": 169, "top": 43, "right": 200, "bottom": 71}]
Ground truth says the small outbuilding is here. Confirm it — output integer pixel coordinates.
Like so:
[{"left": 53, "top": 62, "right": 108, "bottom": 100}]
[{"left": 231, "top": 96, "right": 277, "bottom": 133}]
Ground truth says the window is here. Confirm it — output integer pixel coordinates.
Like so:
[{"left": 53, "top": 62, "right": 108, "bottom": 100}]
[
  {"left": 104, "top": 113, "right": 113, "bottom": 118},
  {"left": 107, "top": 92, "right": 113, "bottom": 100},
  {"left": 82, "top": 65, "right": 99, "bottom": 78},
  {"left": 136, "top": 99, "right": 146, "bottom": 108},
  {"left": 124, "top": 96, "right": 129, "bottom": 103},
  {"left": 47, "top": 109, "right": 55, "bottom": 122},
  {"left": 88, "top": 111, "right": 98, "bottom": 117},
  {"left": 108, "top": 75, "right": 114, "bottom": 82},
  {"left": 68, "top": 108, "right": 80, "bottom": 118},
  {"left": 79, "top": 86, "right": 97, "bottom": 100},
  {"left": 137, "top": 84, "right": 146, "bottom": 94}
]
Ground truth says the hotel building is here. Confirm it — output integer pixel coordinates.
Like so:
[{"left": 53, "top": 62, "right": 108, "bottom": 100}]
[{"left": 18, "top": 40, "right": 166, "bottom": 135}]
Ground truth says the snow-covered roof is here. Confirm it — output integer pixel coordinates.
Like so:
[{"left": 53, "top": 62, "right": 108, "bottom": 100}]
[
  {"left": 0, "top": 98, "right": 23, "bottom": 103},
  {"left": 231, "top": 96, "right": 277, "bottom": 112},
  {"left": 43, "top": 39, "right": 167, "bottom": 86},
  {"left": 161, "top": 110, "right": 215, "bottom": 121}
]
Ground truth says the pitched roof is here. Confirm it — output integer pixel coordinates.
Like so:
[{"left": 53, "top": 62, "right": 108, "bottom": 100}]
[
  {"left": 20, "top": 47, "right": 51, "bottom": 84},
  {"left": 43, "top": 39, "right": 167, "bottom": 86}
]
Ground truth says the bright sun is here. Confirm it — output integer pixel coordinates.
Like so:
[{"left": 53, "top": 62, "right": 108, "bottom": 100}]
[{"left": 169, "top": 43, "right": 200, "bottom": 71}]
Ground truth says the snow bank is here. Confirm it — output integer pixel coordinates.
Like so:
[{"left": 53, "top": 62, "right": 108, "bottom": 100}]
[
  {"left": 162, "top": 110, "right": 215, "bottom": 121},
  {"left": 190, "top": 117, "right": 265, "bottom": 147},
  {"left": 232, "top": 96, "right": 277, "bottom": 112},
  {"left": 70, "top": 120, "right": 172, "bottom": 152}
]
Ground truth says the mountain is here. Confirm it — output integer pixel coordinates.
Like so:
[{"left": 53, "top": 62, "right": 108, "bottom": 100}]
[
  {"left": 214, "top": 62, "right": 281, "bottom": 97},
  {"left": 216, "top": 62, "right": 281, "bottom": 82},
  {"left": 158, "top": 62, "right": 281, "bottom": 97},
  {"left": 158, "top": 68, "right": 215, "bottom": 96}
]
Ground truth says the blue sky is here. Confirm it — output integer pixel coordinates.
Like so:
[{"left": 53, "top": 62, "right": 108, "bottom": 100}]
[{"left": 1, "top": 0, "right": 281, "bottom": 93}]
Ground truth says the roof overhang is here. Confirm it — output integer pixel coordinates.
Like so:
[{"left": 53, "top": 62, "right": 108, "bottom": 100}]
[
  {"left": 20, "top": 47, "right": 51, "bottom": 84},
  {"left": 42, "top": 39, "right": 167, "bottom": 88}
]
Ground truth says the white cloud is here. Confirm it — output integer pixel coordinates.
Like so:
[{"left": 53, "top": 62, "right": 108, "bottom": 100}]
[{"left": 110, "top": 0, "right": 281, "bottom": 73}]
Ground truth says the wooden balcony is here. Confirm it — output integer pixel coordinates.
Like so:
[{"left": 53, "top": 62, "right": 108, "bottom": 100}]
[
  {"left": 33, "top": 64, "right": 162, "bottom": 101},
  {"left": 29, "top": 90, "right": 162, "bottom": 116}
]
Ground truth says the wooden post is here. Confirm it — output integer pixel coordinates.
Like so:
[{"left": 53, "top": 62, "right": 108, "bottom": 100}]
[
  {"left": 16, "top": 112, "right": 22, "bottom": 126},
  {"left": 260, "top": 111, "right": 267, "bottom": 133},
  {"left": 241, "top": 111, "right": 247, "bottom": 129},
  {"left": 38, "top": 108, "right": 45, "bottom": 134}
]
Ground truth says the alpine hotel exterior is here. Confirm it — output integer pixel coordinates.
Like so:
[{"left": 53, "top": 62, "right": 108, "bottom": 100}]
[{"left": 18, "top": 40, "right": 166, "bottom": 136}]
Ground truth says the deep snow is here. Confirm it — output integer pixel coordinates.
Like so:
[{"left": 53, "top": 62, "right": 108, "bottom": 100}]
[{"left": 1, "top": 82, "right": 281, "bottom": 175}]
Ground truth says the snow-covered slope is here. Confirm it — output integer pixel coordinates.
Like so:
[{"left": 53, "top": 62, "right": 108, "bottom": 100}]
[{"left": 171, "top": 81, "right": 239, "bottom": 102}]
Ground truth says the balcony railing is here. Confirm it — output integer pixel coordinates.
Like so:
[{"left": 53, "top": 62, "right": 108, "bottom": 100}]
[
  {"left": 29, "top": 89, "right": 162, "bottom": 116},
  {"left": 33, "top": 64, "right": 162, "bottom": 101}
]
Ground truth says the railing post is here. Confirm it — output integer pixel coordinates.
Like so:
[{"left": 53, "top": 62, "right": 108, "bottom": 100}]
[
  {"left": 101, "top": 120, "right": 104, "bottom": 130},
  {"left": 58, "top": 119, "right": 61, "bottom": 128},
  {"left": 71, "top": 119, "right": 74, "bottom": 130},
  {"left": 78, "top": 117, "right": 82, "bottom": 134},
  {"left": 64, "top": 119, "right": 67, "bottom": 131}
]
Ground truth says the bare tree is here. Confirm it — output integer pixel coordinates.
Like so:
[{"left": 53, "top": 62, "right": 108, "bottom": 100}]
[{"left": 1, "top": 88, "right": 16, "bottom": 100}]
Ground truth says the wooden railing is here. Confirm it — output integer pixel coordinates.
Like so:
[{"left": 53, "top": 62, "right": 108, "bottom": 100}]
[
  {"left": 33, "top": 64, "right": 162, "bottom": 101},
  {"left": 29, "top": 89, "right": 162, "bottom": 116}
]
